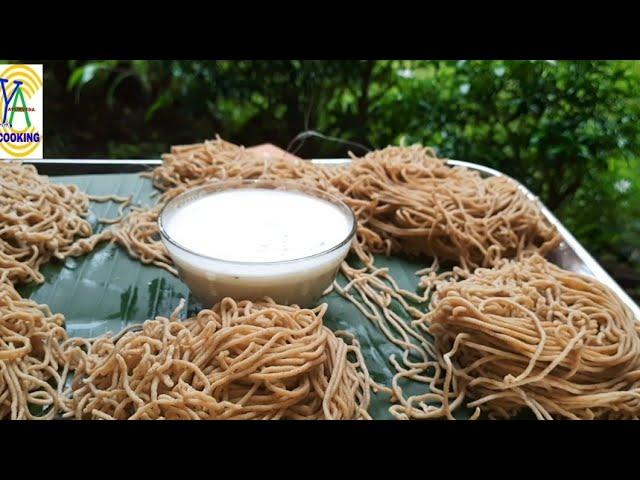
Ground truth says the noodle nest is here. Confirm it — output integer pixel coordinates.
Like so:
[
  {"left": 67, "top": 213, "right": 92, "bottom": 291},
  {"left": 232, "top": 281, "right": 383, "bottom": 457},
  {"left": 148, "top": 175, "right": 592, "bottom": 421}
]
[
  {"left": 0, "top": 278, "right": 70, "bottom": 419},
  {"left": 0, "top": 162, "right": 94, "bottom": 284},
  {"left": 420, "top": 253, "right": 640, "bottom": 419},
  {"left": 330, "top": 145, "right": 560, "bottom": 269},
  {"left": 65, "top": 298, "right": 373, "bottom": 420}
]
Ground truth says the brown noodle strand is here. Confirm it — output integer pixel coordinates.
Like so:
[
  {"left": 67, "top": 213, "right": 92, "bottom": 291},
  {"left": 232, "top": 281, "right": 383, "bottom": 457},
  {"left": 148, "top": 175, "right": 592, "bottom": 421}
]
[
  {"left": 64, "top": 298, "right": 373, "bottom": 420},
  {"left": 90, "top": 194, "right": 134, "bottom": 224}
]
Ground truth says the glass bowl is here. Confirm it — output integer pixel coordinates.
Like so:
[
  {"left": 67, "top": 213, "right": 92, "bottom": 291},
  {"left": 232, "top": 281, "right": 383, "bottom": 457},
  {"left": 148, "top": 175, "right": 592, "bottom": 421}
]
[{"left": 158, "top": 178, "right": 357, "bottom": 307}]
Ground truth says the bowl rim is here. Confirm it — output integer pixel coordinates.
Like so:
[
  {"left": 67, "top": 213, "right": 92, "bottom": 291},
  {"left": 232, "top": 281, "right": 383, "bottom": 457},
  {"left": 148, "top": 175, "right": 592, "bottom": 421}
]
[{"left": 158, "top": 178, "right": 357, "bottom": 266}]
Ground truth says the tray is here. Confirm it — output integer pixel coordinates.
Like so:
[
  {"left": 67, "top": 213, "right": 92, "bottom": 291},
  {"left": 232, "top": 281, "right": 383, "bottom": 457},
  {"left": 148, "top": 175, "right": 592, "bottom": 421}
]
[{"left": 11, "top": 157, "right": 640, "bottom": 420}]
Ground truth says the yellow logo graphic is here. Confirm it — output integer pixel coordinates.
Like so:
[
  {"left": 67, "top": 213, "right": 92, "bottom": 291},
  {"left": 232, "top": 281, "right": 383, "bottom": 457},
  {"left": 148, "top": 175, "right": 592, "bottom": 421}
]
[{"left": 0, "top": 64, "right": 43, "bottom": 159}]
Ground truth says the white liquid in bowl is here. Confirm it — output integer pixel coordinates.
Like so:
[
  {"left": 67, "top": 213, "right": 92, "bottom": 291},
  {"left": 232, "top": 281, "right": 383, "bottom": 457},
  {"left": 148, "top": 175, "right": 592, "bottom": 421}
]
[{"left": 160, "top": 185, "right": 355, "bottom": 307}]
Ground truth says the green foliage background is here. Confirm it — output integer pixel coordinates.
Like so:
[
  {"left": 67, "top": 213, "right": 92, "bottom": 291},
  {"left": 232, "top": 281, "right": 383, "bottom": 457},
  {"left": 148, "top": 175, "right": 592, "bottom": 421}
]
[{"left": 21, "top": 60, "right": 640, "bottom": 300}]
